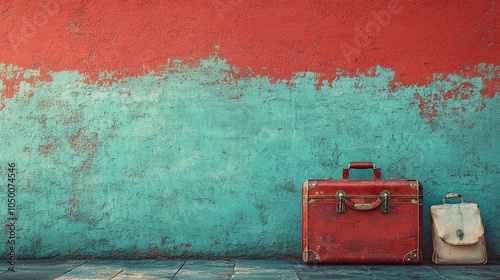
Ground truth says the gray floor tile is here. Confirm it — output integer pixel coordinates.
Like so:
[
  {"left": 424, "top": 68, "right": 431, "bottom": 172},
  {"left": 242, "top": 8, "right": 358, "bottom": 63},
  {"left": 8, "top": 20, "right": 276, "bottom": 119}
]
[
  {"left": 294, "top": 264, "right": 375, "bottom": 279},
  {"left": 0, "top": 259, "right": 498, "bottom": 279},
  {"left": 0, "top": 259, "right": 41, "bottom": 273},
  {"left": 232, "top": 276, "right": 297, "bottom": 280},
  {"left": 173, "top": 260, "right": 234, "bottom": 279},
  {"left": 234, "top": 259, "right": 294, "bottom": 272},
  {"left": 0, "top": 260, "right": 86, "bottom": 280},
  {"left": 488, "top": 259, "right": 500, "bottom": 271},
  {"left": 366, "top": 265, "right": 446, "bottom": 280},
  {"left": 54, "top": 260, "right": 128, "bottom": 280},
  {"left": 233, "top": 260, "right": 298, "bottom": 279},
  {"left": 431, "top": 265, "right": 500, "bottom": 280},
  {"left": 113, "top": 260, "right": 185, "bottom": 279}
]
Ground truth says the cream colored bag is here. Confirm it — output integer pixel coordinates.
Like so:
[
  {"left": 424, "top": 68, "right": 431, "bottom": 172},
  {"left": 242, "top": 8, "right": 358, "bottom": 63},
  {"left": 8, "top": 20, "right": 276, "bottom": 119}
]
[{"left": 430, "top": 193, "right": 487, "bottom": 264}]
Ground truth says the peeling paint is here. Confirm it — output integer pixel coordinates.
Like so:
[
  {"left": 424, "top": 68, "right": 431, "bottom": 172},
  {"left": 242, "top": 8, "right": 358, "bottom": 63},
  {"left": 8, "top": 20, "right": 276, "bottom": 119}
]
[
  {"left": 1, "top": 57, "right": 499, "bottom": 259},
  {"left": 68, "top": 127, "right": 100, "bottom": 157},
  {"left": 1, "top": 1, "right": 499, "bottom": 97}
]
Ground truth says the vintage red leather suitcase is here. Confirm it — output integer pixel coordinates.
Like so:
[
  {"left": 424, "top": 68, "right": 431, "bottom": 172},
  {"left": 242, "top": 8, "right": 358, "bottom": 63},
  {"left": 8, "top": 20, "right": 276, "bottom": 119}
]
[{"left": 302, "top": 162, "right": 423, "bottom": 264}]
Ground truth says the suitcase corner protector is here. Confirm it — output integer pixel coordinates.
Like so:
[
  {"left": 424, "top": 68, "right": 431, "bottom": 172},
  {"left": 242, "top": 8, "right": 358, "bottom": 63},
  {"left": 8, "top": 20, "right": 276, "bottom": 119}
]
[
  {"left": 403, "top": 249, "right": 423, "bottom": 263},
  {"left": 303, "top": 250, "right": 321, "bottom": 264},
  {"left": 307, "top": 180, "right": 318, "bottom": 189}
]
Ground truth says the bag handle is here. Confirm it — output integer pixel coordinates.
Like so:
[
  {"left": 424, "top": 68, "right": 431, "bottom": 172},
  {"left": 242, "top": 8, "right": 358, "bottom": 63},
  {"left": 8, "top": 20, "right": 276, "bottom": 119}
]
[
  {"left": 335, "top": 190, "right": 391, "bottom": 214},
  {"left": 342, "top": 162, "right": 381, "bottom": 179},
  {"left": 443, "top": 192, "right": 464, "bottom": 204}
]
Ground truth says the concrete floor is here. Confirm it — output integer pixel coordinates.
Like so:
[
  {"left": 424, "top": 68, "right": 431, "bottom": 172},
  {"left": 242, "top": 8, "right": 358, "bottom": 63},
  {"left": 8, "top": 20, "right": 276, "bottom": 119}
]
[{"left": 0, "top": 259, "right": 498, "bottom": 279}]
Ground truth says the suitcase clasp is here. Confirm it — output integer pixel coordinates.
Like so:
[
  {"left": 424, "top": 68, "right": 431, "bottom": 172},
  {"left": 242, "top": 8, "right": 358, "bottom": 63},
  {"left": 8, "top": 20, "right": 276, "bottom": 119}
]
[
  {"left": 380, "top": 190, "right": 391, "bottom": 214},
  {"left": 456, "top": 229, "right": 464, "bottom": 241},
  {"left": 335, "top": 190, "right": 346, "bottom": 214}
]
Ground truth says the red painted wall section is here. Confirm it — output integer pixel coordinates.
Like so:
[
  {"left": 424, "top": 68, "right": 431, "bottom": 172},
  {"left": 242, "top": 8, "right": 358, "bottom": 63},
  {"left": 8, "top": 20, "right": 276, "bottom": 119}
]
[{"left": 1, "top": 0, "right": 499, "bottom": 98}]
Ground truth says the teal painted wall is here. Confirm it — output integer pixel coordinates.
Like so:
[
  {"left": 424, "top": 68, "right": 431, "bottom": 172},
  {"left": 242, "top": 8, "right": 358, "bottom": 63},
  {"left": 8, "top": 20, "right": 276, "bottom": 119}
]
[{"left": 1, "top": 59, "right": 499, "bottom": 258}]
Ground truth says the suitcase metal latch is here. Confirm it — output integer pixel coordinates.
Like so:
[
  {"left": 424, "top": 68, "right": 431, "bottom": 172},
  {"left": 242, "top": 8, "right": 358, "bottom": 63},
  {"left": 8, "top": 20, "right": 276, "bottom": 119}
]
[
  {"left": 380, "top": 190, "right": 391, "bottom": 214},
  {"left": 335, "top": 190, "right": 346, "bottom": 214}
]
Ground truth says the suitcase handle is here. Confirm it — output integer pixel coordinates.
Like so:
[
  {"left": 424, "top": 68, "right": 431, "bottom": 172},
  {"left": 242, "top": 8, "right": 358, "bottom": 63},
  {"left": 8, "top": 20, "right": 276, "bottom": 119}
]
[
  {"left": 342, "top": 162, "right": 381, "bottom": 179},
  {"left": 336, "top": 190, "right": 391, "bottom": 214},
  {"left": 443, "top": 192, "right": 464, "bottom": 204}
]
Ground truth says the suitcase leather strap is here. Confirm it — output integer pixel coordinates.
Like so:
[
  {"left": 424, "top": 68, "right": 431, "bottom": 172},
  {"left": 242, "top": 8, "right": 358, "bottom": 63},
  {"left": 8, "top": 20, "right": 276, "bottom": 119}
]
[{"left": 335, "top": 190, "right": 391, "bottom": 214}]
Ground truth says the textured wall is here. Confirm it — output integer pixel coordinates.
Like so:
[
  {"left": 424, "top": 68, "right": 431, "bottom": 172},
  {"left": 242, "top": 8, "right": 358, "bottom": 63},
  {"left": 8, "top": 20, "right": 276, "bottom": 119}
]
[{"left": 1, "top": 0, "right": 499, "bottom": 259}]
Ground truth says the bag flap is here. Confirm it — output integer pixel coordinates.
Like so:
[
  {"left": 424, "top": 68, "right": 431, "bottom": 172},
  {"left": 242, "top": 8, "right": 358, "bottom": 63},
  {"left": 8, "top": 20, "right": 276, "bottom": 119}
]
[{"left": 431, "top": 203, "right": 484, "bottom": 246}]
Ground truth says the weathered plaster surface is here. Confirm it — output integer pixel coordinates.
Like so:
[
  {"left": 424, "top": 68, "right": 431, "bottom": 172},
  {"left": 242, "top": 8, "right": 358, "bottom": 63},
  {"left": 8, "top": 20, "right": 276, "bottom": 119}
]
[
  {"left": 0, "top": 0, "right": 499, "bottom": 259},
  {"left": 1, "top": 59, "right": 499, "bottom": 258}
]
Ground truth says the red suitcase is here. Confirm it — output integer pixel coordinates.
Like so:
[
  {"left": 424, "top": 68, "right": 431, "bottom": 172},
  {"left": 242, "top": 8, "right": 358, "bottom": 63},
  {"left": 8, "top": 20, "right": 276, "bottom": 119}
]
[{"left": 302, "top": 162, "right": 423, "bottom": 264}]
